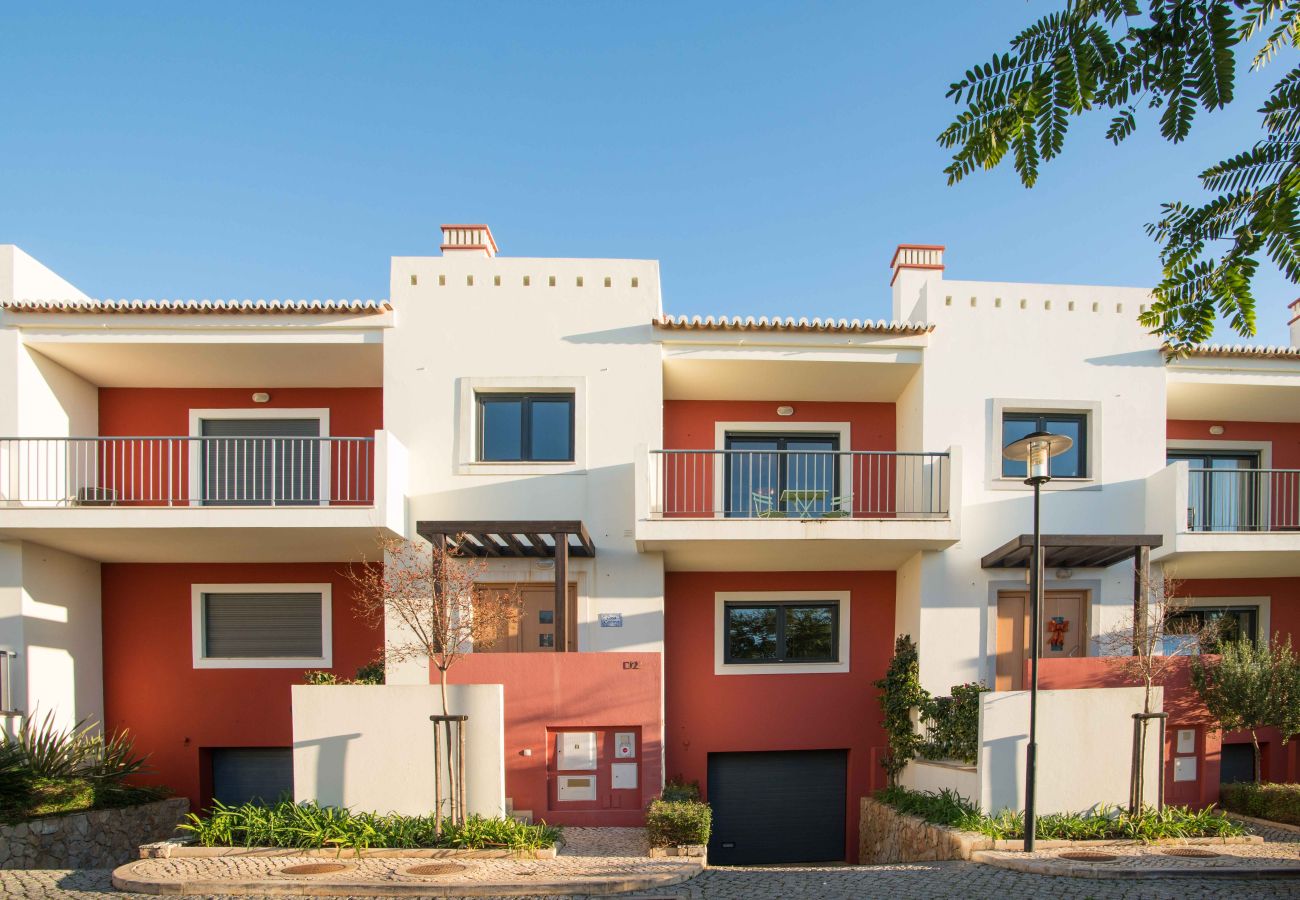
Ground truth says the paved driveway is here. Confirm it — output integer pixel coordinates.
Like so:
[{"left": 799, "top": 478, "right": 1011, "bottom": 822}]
[{"left": 4, "top": 864, "right": 1300, "bottom": 899}]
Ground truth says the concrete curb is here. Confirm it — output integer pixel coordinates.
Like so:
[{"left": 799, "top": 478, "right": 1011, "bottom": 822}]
[
  {"left": 1228, "top": 813, "right": 1300, "bottom": 836},
  {"left": 971, "top": 851, "right": 1300, "bottom": 880},
  {"left": 139, "top": 843, "right": 556, "bottom": 860},
  {"left": 110, "top": 858, "right": 704, "bottom": 896}
]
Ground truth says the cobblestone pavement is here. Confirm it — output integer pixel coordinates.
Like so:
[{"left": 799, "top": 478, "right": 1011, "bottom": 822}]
[{"left": 2, "top": 862, "right": 1299, "bottom": 899}]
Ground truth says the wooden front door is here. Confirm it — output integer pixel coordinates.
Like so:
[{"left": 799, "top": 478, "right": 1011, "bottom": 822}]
[
  {"left": 995, "top": 590, "right": 1088, "bottom": 690},
  {"left": 478, "top": 584, "right": 577, "bottom": 653}
]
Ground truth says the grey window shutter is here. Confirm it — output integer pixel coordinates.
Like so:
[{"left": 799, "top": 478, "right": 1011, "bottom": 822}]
[
  {"left": 203, "top": 592, "right": 324, "bottom": 658},
  {"left": 200, "top": 418, "right": 321, "bottom": 506}
]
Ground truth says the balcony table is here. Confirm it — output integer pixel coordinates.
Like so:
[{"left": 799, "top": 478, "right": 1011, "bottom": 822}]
[{"left": 779, "top": 488, "right": 829, "bottom": 518}]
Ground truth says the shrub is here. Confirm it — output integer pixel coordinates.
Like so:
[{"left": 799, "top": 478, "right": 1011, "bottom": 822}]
[
  {"left": 874, "top": 786, "right": 1244, "bottom": 841},
  {"left": 303, "top": 658, "right": 386, "bottom": 686},
  {"left": 3, "top": 711, "right": 148, "bottom": 783},
  {"left": 874, "top": 635, "right": 928, "bottom": 786},
  {"left": 918, "top": 682, "right": 987, "bottom": 765},
  {"left": 1220, "top": 782, "right": 1300, "bottom": 826},
  {"left": 661, "top": 777, "right": 700, "bottom": 802},
  {"left": 645, "top": 799, "right": 711, "bottom": 847},
  {"left": 179, "top": 799, "right": 560, "bottom": 851}
]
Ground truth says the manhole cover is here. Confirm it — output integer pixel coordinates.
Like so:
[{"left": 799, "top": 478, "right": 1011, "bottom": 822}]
[
  {"left": 405, "top": 862, "right": 466, "bottom": 877},
  {"left": 1057, "top": 850, "right": 1119, "bottom": 862},
  {"left": 278, "top": 862, "right": 350, "bottom": 876},
  {"left": 1163, "top": 848, "right": 1221, "bottom": 858}
]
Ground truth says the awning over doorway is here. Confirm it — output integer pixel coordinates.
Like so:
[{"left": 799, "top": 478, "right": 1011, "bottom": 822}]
[
  {"left": 980, "top": 534, "right": 1163, "bottom": 570},
  {"left": 414, "top": 520, "right": 595, "bottom": 559},
  {"left": 413, "top": 519, "right": 595, "bottom": 653}
]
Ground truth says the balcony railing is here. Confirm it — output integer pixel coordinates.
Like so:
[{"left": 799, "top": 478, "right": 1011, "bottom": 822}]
[
  {"left": 1185, "top": 467, "right": 1300, "bottom": 532},
  {"left": 648, "top": 449, "right": 949, "bottom": 519},
  {"left": 0, "top": 436, "right": 375, "bottom": 508},
  {"left": 0, "top": 649, "right": 19, "bottom": 716}
]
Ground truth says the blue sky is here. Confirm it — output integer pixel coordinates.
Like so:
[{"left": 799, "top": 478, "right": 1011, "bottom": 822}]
[{"left": 2, "top": 2, "right": 1293, "bottom": 343}]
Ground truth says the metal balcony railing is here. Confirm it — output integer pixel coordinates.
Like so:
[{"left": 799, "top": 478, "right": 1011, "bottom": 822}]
[
  {"left": 0, "top": 650, "right": 19, "bottom": 716},
  {"left": 0, "top": 436, "right": 375, "bottom": 507},
  {"left": 1185, "top": 467, "right": 1300, "bottom": 532},
  {"left": 649, "top": 449, "right": 950, "bottom": 519}
]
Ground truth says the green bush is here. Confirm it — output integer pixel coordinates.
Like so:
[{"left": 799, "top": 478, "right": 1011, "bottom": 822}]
[
  {"left": 1220, "top": 782, "right": 1300, "bottom": 826},
  {"left": 179, "top": 799, "right": 560, "bottom": 851},
  {"left": 661, "top": 777, "right": 700, "bottom": 802},
  {"left": 874, "top": 635, "right": 928, "bottom": 786},
  {"left": 303, "top": 658, "right": 386, "bottom": 686},
  {"left": 645, "top": 798, "right": 711, "bottom": 847},
  {"left": 874, "top": 786, "right": 1244, "bottom": 842},
  {"left": 918, "top": 682, "right": 988, "bottom": 765}
]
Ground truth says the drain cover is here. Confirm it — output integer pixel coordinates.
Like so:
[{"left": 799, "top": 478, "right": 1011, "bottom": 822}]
[
  {"left": 1057, "top": 850, "right": 1119, "bottom": 862},
  {"left": 279, "top": 862, "right": 350, "bottom": 876},
  {"left": 405, "top": 862, "right": 466, "bottom": 877},
  {"left": 1163, "top": 848, "right": 1221, "bottom": 858}
]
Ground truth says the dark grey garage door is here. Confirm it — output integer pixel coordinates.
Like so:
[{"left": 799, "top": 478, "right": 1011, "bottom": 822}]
[
  {"left": 211, "top": 748, "right": 293, "bottom": 806},
  {"left": 707, "top": 749, "right": 847, "bottom": 865}
]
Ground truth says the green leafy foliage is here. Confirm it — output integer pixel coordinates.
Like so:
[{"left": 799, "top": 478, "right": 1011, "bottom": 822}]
[
  {"left": 875, "top": 786, "right": 1244, "bottom": 841},
  {"left": 178, "top": 799, "right": 560, "bottom": 851},
  {"left": 939, "top": 1, "right": 1300, "bottom": 350},
  {"left": 303, "top": 657, "right": 386, "bottom": 686},
  {"left": 1192, "top": 637, "right": 1300, "bottom": 782},
  {"left": 918, "top": 682, "right": 988, "bottom": 765},
  {"left": 1220, "top": 781, "right": 1300, "bottom": 825},
  {"left": 875, "top": 635, "right": 929, "bottom": 786},
  {"left": 661, "top": 777, "right": 701, "bottom": 802},
  {"left": 645, "top": 798, "right": 712, "bottom": 847}
]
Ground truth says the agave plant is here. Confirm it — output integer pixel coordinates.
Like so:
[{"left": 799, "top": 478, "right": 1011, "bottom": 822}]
[{"left": 2, "top": 710, "right": 149, "bottom": 782}]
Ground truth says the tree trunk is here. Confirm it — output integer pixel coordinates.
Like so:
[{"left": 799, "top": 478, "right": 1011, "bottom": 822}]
[
  {"left": 1252, "top": 729, "right": 1263, "bottom": 783},
  {"left": 438, "top": 667, "right": 450, "bottom": 715}
]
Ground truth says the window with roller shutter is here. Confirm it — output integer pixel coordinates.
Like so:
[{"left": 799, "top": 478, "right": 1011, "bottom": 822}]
[
  {"left": 192, "top": 585, "right": 330, "bottom": 668},
  {"left": 199, "top": 418, "right": 321, "bottom": 506}
]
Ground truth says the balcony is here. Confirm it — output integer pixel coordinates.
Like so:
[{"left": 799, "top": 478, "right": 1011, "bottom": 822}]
[
  {"left": 1147, "top": 461, "right": 1300, "bottom": 577},
  {"left": 0, "top": 433, "right": 407, "bottom": 562},
  {"left": 635, "top": 447, "right": 960, "bottom": 570}
]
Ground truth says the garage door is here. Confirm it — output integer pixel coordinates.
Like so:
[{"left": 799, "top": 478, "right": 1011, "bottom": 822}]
[
  {"left": 707, "top": 749, "right": 846, "bottom": 865},
  {"left": 211, "top": 748, "right": 293, "bottom": 806}
]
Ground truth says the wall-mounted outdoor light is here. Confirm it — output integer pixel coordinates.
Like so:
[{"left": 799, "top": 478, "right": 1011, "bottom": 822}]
[
  {"left": 251, "top": 392, "right": 271, "bottom": 403},
  {"left": 1002, "top": 429, "right": 1073, "bottom": 853},
  {"left": 776, "top": 406, "right": 795, "bottom": 416},
  {"left": 1209, "top": 425, "right": 1225, "bottom": 435}
]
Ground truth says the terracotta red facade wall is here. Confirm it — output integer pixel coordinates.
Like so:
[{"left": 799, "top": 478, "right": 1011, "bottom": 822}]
[
  {"left": 662, "top": 400, "right": 896, "bottom": 517},
  {"left": 446, "top": 653, "right": 663, "bottom": 827},
  {"left": 101, "top": 563, "right": 381, "bottom": 809},
  {"left": 1174, "top": 576, "right": 1300, "bottom": 783},
  {"left": 1166, "top": 420, "right": 1300, "bottom": 470},
  {"left": 663, "top": 570, "right": 895, "bottom": 863},
  {"left": 98, "top": 387, "right": 383, "bottom": 437},
  {"left": 94, "top": 388, "right": 383, "bottom": 505}
]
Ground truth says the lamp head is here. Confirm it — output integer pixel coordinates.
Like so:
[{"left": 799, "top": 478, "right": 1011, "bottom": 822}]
[{"left": 1003, "top": 430, "right": 1074, "bottom": 484}]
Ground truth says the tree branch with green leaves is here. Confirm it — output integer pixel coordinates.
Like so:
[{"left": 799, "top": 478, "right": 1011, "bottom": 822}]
[{"left": 939, "top": 1, "right": 1300, "bottom": 350}]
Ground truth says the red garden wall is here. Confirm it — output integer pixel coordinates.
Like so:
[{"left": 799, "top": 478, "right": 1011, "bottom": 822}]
[
  {"left": 663, "top": 570, "right": 895, "bottom": 863},
  {"left": 446, "top": 652, "right": 663, "bottom": 827},
  {"left": 101, "top": 562, "right": 381, "bottom": 809}
]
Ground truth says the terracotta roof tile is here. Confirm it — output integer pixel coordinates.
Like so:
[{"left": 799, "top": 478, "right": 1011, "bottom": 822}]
[
  {"left": 1, "top": 298, "right": 391, "bottom": 315},
  {"left": 655, "top": 314, "right": 933, "bottom": 334}
]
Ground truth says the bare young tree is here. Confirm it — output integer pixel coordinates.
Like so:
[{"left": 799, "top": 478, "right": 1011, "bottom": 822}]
[
  {"left": 344, "top": 535, "right": 522, "bottom": 825},
  {"left": 1096, "top": 570, "right": 1216, "bottom": 812}
]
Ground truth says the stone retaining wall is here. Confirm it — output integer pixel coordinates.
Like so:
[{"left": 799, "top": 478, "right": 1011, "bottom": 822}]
[
  {"left": 859, "top": 797, "right": 989, "bottom": 863},
  {"left": 0, "top": 797, "right": 188, "bottom": 870}
]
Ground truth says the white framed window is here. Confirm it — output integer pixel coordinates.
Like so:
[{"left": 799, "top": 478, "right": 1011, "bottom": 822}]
[
  {"left": 1165, "top": 596, "right": 1270, "bottom": 655},
  {"left": 989, "top": 399, "right": 1101, "bottom": 490},
  {"left": 714, "top": 590, "right": 851, "bottom": 675},
  {"left": 711, "top": 421, "right": 852, "bottom": 517},
  {"left": 188, "top": 408, "right": 331, "bottom": 506},
  {"left": 191, "top": 583, "right": 332, "bottom": 669},
  {"left": 456, "top": 376, "right": 586, "bottom": 474}
]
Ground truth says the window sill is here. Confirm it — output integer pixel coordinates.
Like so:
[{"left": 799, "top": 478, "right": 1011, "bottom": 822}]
[
  {"left": 193, "top": 657, "right": 330, "bottom": 670},
  {"left": 715, "top": 660, "right": 849, "bottom": 676},
  {"left": 459, "top": 461, "right": 585, "bottom": 476}
]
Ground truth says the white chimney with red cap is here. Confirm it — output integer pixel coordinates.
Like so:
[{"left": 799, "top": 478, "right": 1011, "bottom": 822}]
[
  {"left": 440, "top": 224, "right": 498, "bottom": 258},
  {"left": 890, "top": 243, "right": 945, "bottom": 322}
]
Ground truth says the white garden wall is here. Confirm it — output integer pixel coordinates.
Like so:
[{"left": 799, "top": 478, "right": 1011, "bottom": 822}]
[{"left": 291, "top": 684, "right": 505, "bottom": 818}]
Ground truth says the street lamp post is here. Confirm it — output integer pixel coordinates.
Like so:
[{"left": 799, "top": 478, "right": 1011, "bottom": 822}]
[{"left": 1002, "top": 430, "right": 1073, "bottom": 853}]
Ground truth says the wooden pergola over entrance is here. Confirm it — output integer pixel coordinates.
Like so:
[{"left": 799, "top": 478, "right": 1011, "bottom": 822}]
[
  {"left": 414, "top": 520, "right": 596, "bottom": 652},
  {"left": 981, "top": 534, "right": 1164, "bottom": 654}
]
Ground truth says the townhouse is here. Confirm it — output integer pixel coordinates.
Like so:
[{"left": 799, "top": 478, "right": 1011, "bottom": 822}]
[{"left": 0, "top": 229, "right": 1297, "bottom": 865}]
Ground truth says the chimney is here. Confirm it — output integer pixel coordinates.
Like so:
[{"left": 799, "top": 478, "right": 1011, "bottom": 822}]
[
  {"left": 889, "top": 244, "right": 944, "bottom": 286},
  {"left": 890, "top": 243, "right": 944, "bottom": 322},
  {"left": 1291, "top": 298, "right": 1299, "bottom": 347},
  {"left": 440, "top": 224, "right": 498, "bottom": 258}
]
